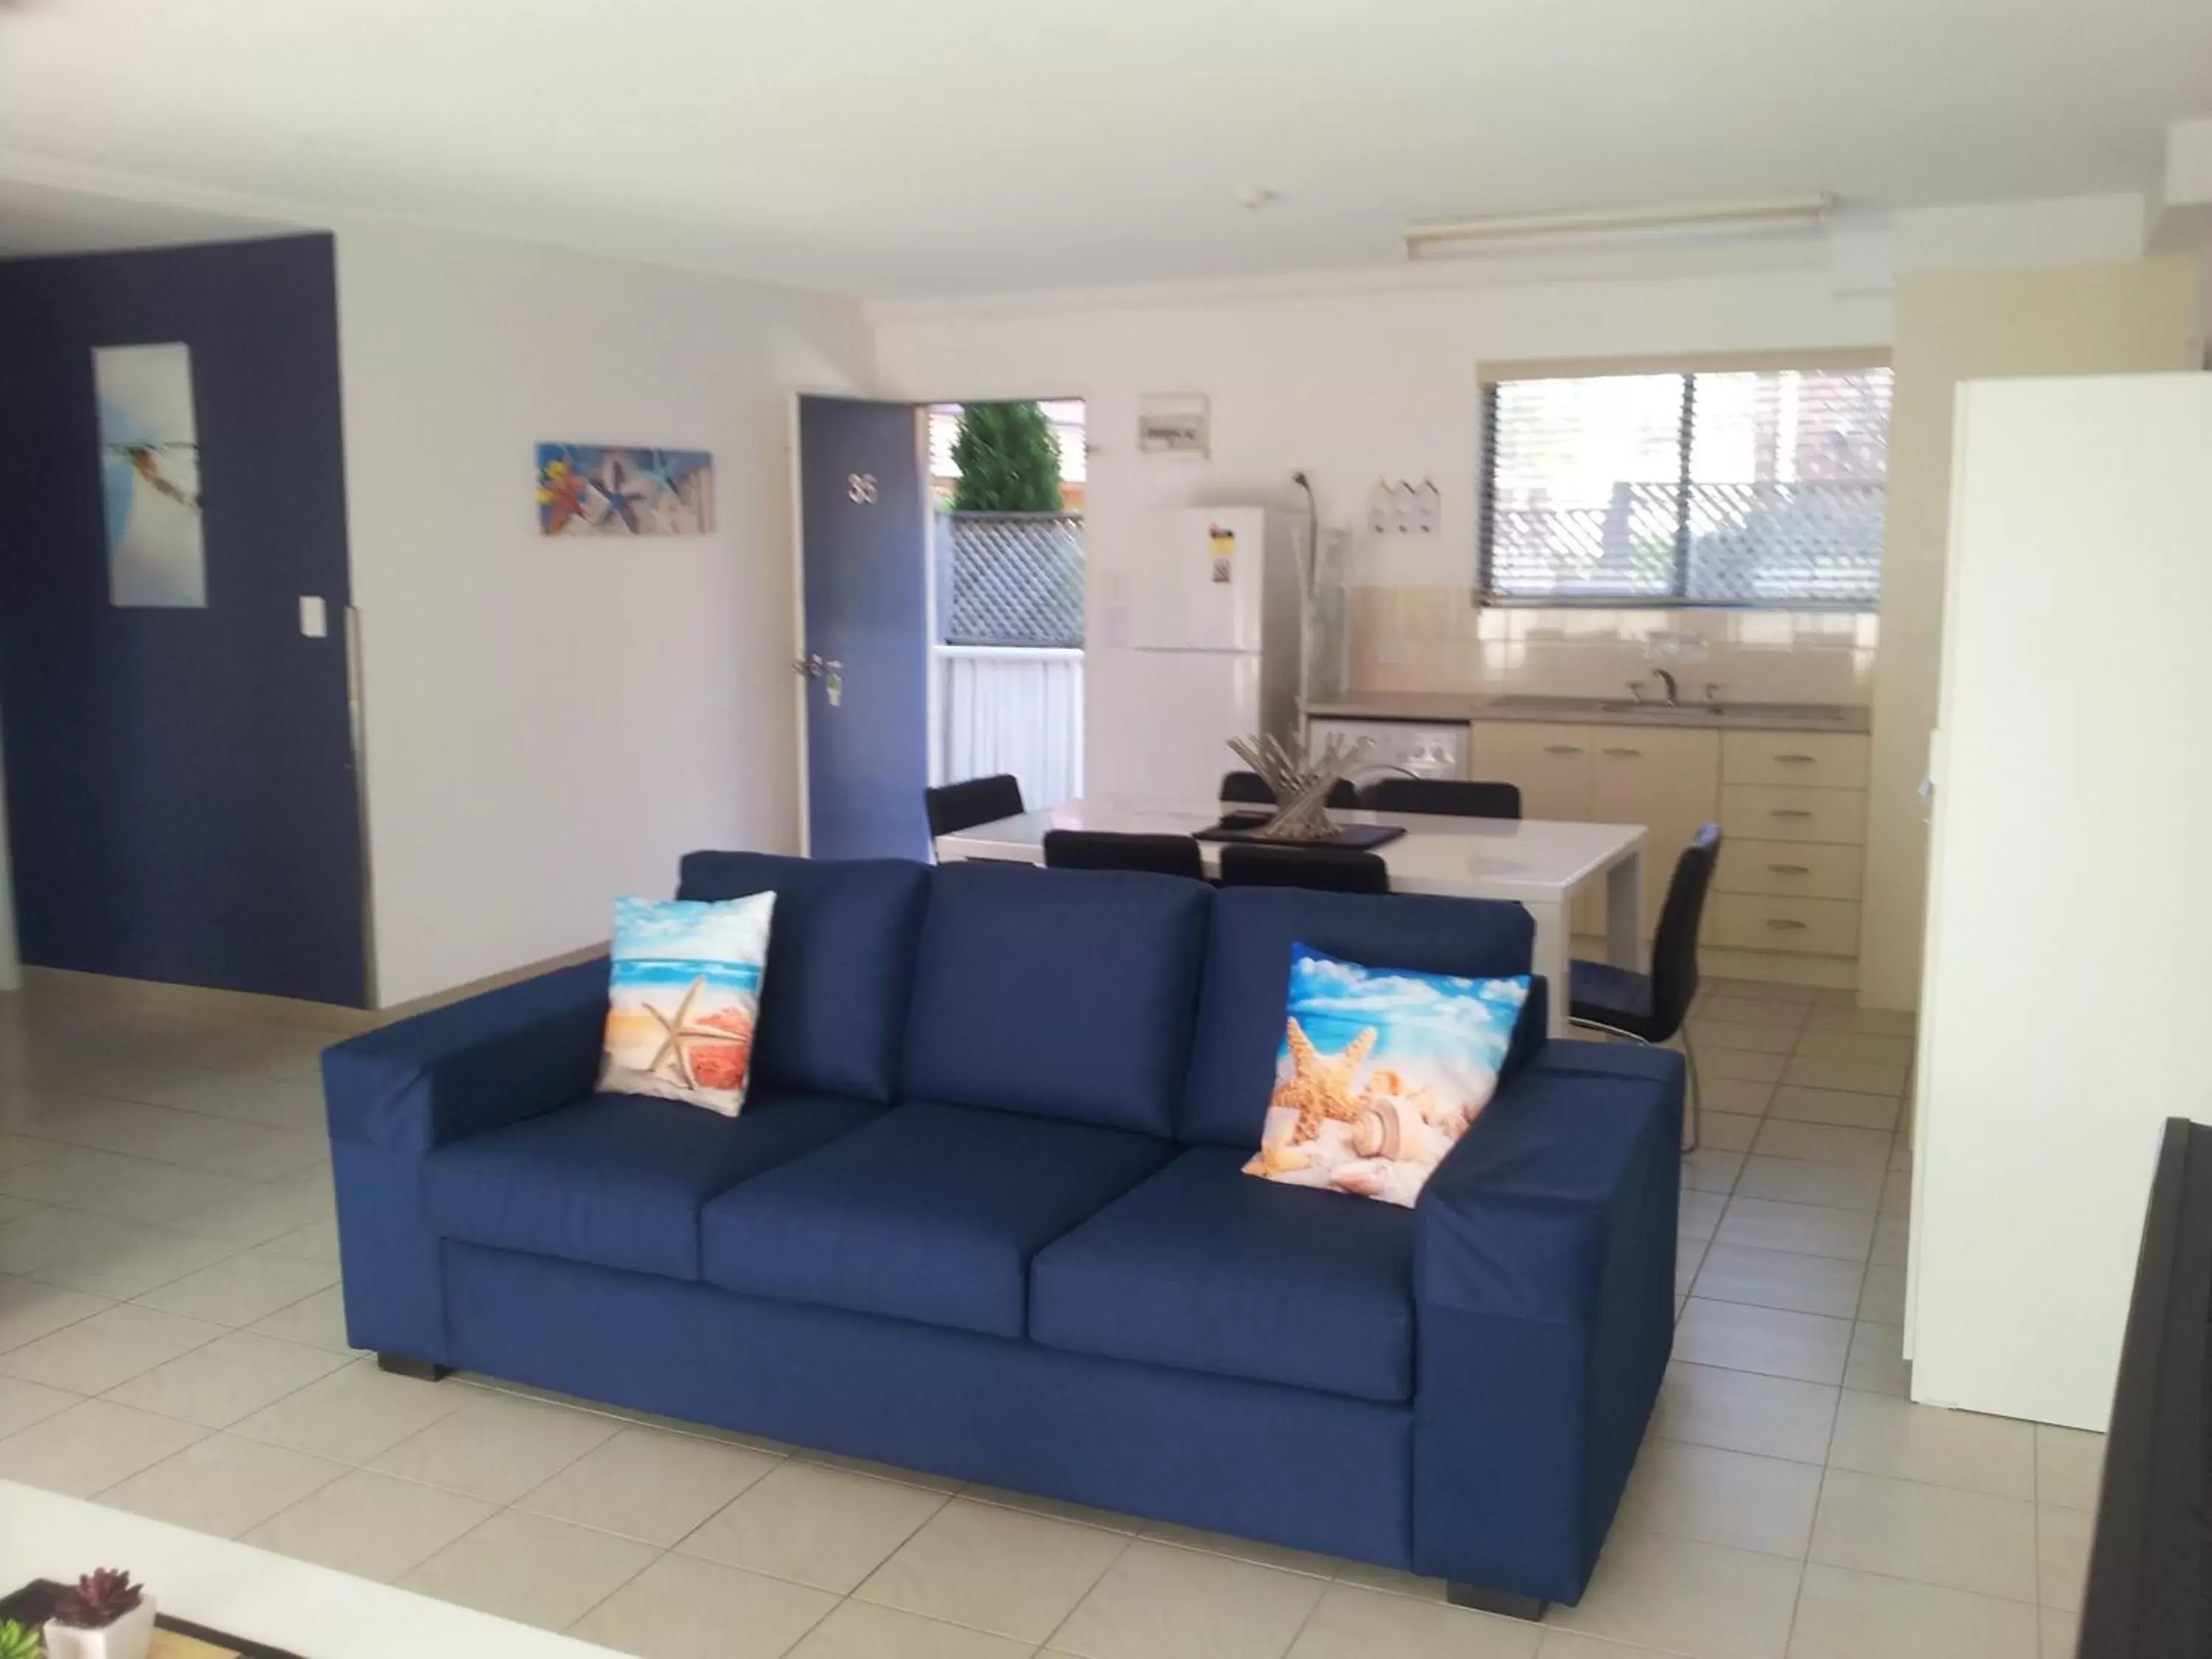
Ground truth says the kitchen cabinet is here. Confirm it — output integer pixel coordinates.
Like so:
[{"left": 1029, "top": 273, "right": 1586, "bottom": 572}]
[{"left": 1464, "top": 714, "right": 1871, "bottom": 980}]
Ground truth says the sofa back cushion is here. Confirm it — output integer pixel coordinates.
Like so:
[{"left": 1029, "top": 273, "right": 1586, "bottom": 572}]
[
  {"left": 901, "top": 862, "right": 1209, "bottom": 1135},
  {"left": 677, "top": 852, "right": 930, "bottom": 1105},
  {"left": 1180, "top": 888, "right": 1539, "bottom": 1149}
]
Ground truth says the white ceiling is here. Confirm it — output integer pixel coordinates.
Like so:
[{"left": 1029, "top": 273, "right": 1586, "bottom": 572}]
[{"left": 0, "top": 0, "right": 2206, "bottom": 296}]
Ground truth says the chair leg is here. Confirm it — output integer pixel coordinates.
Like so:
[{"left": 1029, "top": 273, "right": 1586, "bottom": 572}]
[{"left": 1680, "top": 1028, "right": 1703, "bottom": 1154}]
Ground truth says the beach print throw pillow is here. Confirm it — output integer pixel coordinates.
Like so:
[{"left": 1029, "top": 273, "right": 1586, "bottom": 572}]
[
  {"left": 1244, "top": 942, "right": 1529, "bottom": 1207},
  {"left": 599, "top": 894, "right": 775, "bottom": 1116}
]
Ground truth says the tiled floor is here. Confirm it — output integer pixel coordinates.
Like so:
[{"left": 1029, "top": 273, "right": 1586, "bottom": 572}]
[{"left": 0, "top": 974, "right": 2096, "bottom": 1659}]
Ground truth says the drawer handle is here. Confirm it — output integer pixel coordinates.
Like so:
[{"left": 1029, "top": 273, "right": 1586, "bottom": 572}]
[
  {"left": 1601, "top": 747, "right": 1643, "bottom": 758},
  {"left": 1768, "top": 863, "right": 1812, "bottom": 875},
  {"left": 1544, "top": 744, "right": 1583, "bottom": 756},
  {"left": 1775, "top": 754, "right": 1818, "bottom": 764},
  {"left": 1765, "top": 918, "right": 1809, "bottom": 931},
  {"left": 1770, "top": 808, "right": 1814, "bottom": 819}
]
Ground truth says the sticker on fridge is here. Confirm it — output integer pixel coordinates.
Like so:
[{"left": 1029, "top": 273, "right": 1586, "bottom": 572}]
[{"left": 1209, "top": 524, "right": 1234, "bottom": 584}]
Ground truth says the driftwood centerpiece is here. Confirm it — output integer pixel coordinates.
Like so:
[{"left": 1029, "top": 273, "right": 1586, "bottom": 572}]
[{"left": 1228, "top": 731, "right": 1372, "bottom": 841}]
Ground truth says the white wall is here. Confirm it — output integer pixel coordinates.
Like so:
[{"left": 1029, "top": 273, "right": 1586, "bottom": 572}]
[
  {"left": 337, "top": 223, "right": 872, "bottom": 1006},
  {"left": 872, "top": 251, "right": 1893, "bottom": 801}
]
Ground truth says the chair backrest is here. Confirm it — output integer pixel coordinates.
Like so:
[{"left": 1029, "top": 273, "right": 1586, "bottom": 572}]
[
  {"left": 1217, "top": 842, "right": 1390, "bottom": 894},
  {"left": 1220, "top": 771, "right": 1357, "bottom": 809},
  {"left": 1647, "top": 824, "right": 1723, "bottom": 1035},
  {"left": 1043, "top": 830, "right": 1205, "bottom": 881},
  {"left": 925, "top": 774, "right": 1026, "bottom": 840},
  {"left": 1363, "top": 777, "right": 1523, "bottom": 819}
]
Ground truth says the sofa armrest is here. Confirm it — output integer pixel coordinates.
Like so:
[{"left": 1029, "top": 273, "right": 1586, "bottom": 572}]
[
  {"left": 1409, "top": 1043, "right": 1683, "bottom": 1605},
  {"left": 323, "top": 958, "right": 609, "bottom": 1151}
]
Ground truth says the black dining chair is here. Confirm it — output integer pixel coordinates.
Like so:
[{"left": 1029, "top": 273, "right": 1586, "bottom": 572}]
[
  {"left": 1220, "top": 771, "right": 1358, "bottom": 810},
  {"left": 1361, "top": 777, "right": 1523, "bottom": 819},
  {"left": 1568, "top": 824, "right": 1722, "bottom": 1152},
  {"left": 1217, "top": 843, "right": 1390, "bottom": 894},
  {"left": 1042, "top": 830, "right": 1206, "bottom": 880},
  {"left": 925, "top": 774, "right": 1026, "bottom": 843}
]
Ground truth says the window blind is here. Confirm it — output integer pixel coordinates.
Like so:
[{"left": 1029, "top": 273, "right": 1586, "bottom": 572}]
[{"left": 1479, "top": 366, "right": 1893, "bottom": 607}]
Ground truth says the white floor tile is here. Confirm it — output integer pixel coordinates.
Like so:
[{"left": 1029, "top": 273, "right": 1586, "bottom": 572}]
[
  {"left": 1700, "top": 1112, "right": 1762, "bottom": 1152},
  {"left": 1810, "top": 1470, "right": 2038, "bottom": 1600},
  {"left": 1652, "top": 1363, "right": 1839, "bottom": 1465},
  {"left": 1783, "top": 1057, "right": 1908, "bottom": 1095},
  {"left": 515, "top": 1422, "right": 782, "bottom": 1545},
  {"left": 571, "top": 1551, "right": 839, "bottom": 1659},
  {"left": 1792, "top": 1032, "right": 1916, "bottom": 1068},
  {"left": 1732, "top": 1156, "right": 1883, "bottom": 1213},
  {"left": 1693, "top": 1244, "right": 1865, "bottom": 1319},
  {"left": 244, "top": 1466, "right": 495, "bottom": 1582},
  {"left": 1826, "top": 1393, "right": 2036, "bottom": 1499},
  {"left": 788, "top": 1599, "right": 1035, "bottom": 1659},
  {"left": 231, "top": 1356, "right": 471, "bottom": 1463},
  {"left": 1748, "top": 1121, "right": 1893, "bottom": 1170},
  {"left": 1285, "top": 1582, "right": 1540, "bottom": 1658},
  {"left": 1547, "top": 1529, "right": 1802, "bottom": 1659},
  {"left": 370, "top": 1388, "right": 625, "bottom": 1504},
  {"left": 856, "top": 1497, "right": 1127, "bottom": 1644},
  {"left": 97, "top": 1431, "right": 349, "bottom": 1537},
  {"left": 1843, "top": 1321, "right": 1913, "bottom": 1397},
  {"left": 1704, "top": 1050, "right": 1787, "bottom": 1085},
  {"left": 398, "top": 1507, "right": 660, "bottom": 1632},
  {"left": 0, "top": 1301, "right": 225, "bottom": 1394},
  {"left": 676, "top": 1459, "right": 949, "bottom": 1594},
  {"left": 0, "top": 1206, "right": 237, "bottom": 1298},
  {"left": 0, "top": 1374, "right": 80, "bottom": 1438},
  {"left": 0, "top": 1276, "right": 111, "bottom": 1352},
  {"left": 2034, "top": 1425, "right": 2104, "bottom": 1512},
  {"left": 245, "top": 1284, "right": 358, "bottom": 1353},
  {"left": 104, "top": 1329, "right": 350, "bottom": 1427},
  {"left": 1681, "top": 1148, "right": 1745, "bottom": 1194},
  {"left": 1856, "top": 1264, "right": 1907, "bottom": 1324},
  {"left": 2037, "top": 1504, "right": 2091, "bottom": 1613},
  {"left": 1677, "top": 1191, "right": 1726, "bottom": 1243},
  {"left": 1786, "top": 1562, "right": 2038, "bottom": 1659},
  {"left": 1615, "top": 1440, "right": 1822, "bottom": 1557},
  {"left": 131, "top": 1248, "right": 338, "bottom": 1326},
  {"left": 1674, "top": 1299, "right": 1852, "bottom": 1385},
  {"left": 1715, "top": 1197, "right": 1876, "bottom": 1262},
  {"left": 1049, "top": 1537, "right": 1326, "bottom": 1659},
  {"left": 0, "top": 1397, "right": 207, "bottom": 1495},
  {"left": 1691, "top": 1021, "right": 1798, "bottom": 1056}
]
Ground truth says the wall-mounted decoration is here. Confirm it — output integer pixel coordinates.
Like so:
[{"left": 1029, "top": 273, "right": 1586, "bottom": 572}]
[
  {"left": 1366, "top": 476, "right": 1442, "bottom": 535},
  {"left": 95, "top": 343, "right": 205, "bottom": 608},
  {"left": 537, "top": 444, "right": 714, "bottom": 536},
  {"left": 1137, "top": 393, "right": 1210, "bottom": 457}
]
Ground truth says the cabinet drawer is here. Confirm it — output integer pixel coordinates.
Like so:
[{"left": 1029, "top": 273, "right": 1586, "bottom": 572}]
[
  {"left": 1716, "top": 839, "right": 1864, "bottom": 901},
  {"left": 1722, "top": 730, "right": 1870, "bottom": 790},
  {"left": 1720, "top": 784, "right": 1866, "bottom": 845},
  {"left": 1467, "top": 722, "right": 1593, "bottom": 823},
  {"left": 1707, "top": 894, "right": 1862, "bottom": 956}
]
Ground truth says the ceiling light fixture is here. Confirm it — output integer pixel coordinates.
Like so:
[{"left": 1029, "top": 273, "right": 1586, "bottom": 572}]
[{"left": 1403, "top": 193, "right": 1834, "bottom": 258}]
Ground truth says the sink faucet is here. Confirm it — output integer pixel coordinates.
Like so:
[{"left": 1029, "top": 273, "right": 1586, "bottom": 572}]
[{"left": 1652, "top": 669, "right": 1680, "bottom": 706}]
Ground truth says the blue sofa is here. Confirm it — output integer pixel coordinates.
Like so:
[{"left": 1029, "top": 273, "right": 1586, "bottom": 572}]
[{"left": 324, "top": 853, "right": 1680, "bottom": 1615}]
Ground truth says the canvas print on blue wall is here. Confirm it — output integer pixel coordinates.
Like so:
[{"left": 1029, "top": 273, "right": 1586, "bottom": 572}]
[
  {"left": 538, "top": 443, "right": 714, "bottom": 536},
  {"left": 95, "top": 342, "right": 206, "bottom": 608}
]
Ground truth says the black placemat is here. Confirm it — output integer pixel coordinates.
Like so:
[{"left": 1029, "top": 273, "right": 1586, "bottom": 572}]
[
  {"left": 0, "top": 1581, "right": 307, "bottom": 1659},
  {"left": 1191, "top": 820, "right": 1406, "bottom": 849}
]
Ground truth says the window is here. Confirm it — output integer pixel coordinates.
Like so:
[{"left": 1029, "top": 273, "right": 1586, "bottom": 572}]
[{"left": 1479, "top": 364, "right": 1893, "bottom": 608}]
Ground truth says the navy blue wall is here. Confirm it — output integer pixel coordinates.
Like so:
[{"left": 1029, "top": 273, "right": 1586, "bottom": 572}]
[{"left": 0, "top": 234, "right": 367, "bottom": 1006}]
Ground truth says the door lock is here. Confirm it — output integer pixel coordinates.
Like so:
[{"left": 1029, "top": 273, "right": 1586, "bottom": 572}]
[{"left": 793, "top": 654, "right": 844, "bottom": 706}]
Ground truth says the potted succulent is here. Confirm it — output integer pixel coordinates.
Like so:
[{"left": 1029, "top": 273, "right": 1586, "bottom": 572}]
[
  {"left": 44, "top": 1570, "right": 153, "bottom": 1659},
  {"left": 0, "top": 1619, "right": 41, "bottom": 1659}
]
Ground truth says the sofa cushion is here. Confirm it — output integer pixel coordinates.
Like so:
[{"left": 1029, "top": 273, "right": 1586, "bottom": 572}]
[
  {"left": 698, "top": 1099, "right": 1173, "bottom": 1338},
  {"left": 676, "top": 852, "right": 930, "bottom": 1104},
  {"left": 1180, "top": 887, "right": 1539, "bottom": 1150},
  {"left": 422, "top": 1090, "right": 883, "bottom": 1281},
  {"left": 900, "top": 862, "right": 1208, "bottom": 1135},
  {"left": 1029, "top": 1146, "right": 1416, "bottom": 1404}
]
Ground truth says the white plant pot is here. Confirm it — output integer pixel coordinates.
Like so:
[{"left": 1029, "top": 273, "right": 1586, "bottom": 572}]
[{"left": 45, "top": 1599, "right": 156, "bottom": 1659}]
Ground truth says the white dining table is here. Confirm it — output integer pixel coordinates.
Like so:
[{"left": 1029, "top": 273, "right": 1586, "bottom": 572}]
[{"left": 936, "top": 799, "right": 1646, "bottom": 1038}]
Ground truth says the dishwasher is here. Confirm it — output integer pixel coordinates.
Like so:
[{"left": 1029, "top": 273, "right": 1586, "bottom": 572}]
[{"left": 1306, "top": 717, "right": 1470, "bottom": 780}]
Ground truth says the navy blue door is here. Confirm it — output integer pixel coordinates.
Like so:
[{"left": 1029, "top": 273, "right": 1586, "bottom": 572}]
[{"left": 797, "top": 396, "right": 930, "bottom": 861}]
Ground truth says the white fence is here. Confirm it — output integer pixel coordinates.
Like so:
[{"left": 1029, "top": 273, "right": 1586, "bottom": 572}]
[{"left": 933, "top": 646, "right": 1084, "bottom": 811}]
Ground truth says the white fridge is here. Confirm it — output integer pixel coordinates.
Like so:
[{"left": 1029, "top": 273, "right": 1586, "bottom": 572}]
[
  {"left": 1908, "top": 371, "right": 2212, "bottom": 1429},
  {"left": 1097, "top": 507, "right": 1307, "bottom": 804}
]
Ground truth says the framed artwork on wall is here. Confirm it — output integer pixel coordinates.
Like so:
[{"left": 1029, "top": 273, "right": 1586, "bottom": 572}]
[
  {"left": 537, "top": 444, "right": 714, "bottom": 536},
  {"left": 94, "top": 342, "right": 206, "bottom": 608}
]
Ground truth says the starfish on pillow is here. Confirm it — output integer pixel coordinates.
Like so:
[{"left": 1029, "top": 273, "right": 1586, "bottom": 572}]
[{"left": 644, "top": 975, "right": 734, "bottom": 1090}]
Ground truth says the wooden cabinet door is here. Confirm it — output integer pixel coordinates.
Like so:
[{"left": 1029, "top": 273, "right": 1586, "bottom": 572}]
[
  {"left": 1466, "top": 722, "right": 1592, "bottom": 822},
  {"left": 1585, "top": 726, "right": 1722, "bottom": 936}
]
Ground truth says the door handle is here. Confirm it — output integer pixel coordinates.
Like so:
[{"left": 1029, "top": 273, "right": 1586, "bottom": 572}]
[
  {"left": 1544, "top": 744, "right": 1583, "bottom": 756},
  {"left": 1601, "top": 747, "right": 1643, "bottom": 758},
  {"left": 1768, "top": 863, "right": 1812, "bottom": 875},
  {"left": 1765, "top": 918, "right": 1809, "bottom": 931},
  {"left": 792, "top": 655, "right": 844, "bottom": 678},
  {"left": 1770, "top": 808, "right": 1813, "bottom": 819},
  {"left": 1775, "top": 754, "right": 1817, "bottom": 765}
]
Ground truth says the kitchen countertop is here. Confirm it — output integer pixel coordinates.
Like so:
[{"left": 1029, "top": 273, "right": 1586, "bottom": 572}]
[{"left": 1303, "top": 692, "right": 1873, "bottom": 734}]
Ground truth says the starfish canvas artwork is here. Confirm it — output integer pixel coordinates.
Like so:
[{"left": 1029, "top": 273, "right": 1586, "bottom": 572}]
[
  {"left": 599, "top": 892, "right": 774, "bottom": 1115},
  {"left": 95, "top": 342, "right": 206, "bottom": 608},
  {"left": 1245, "top": 944, "right": 1530, "bottom": 1207},
  {"left": 538, "top": 442, "right": 714, "bottom": 536}
]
